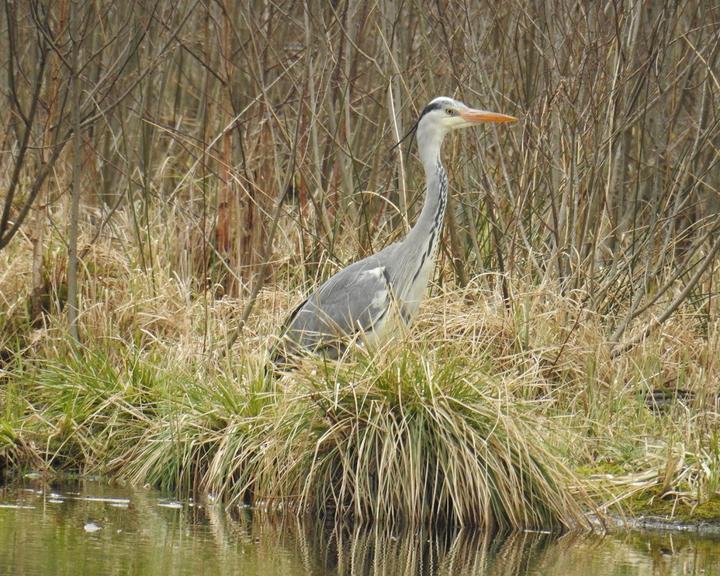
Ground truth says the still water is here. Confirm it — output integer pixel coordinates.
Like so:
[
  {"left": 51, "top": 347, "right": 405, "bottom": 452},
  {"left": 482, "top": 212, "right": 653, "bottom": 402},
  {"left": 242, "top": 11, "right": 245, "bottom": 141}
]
[{"left": 1, "top": 480, "right": 719, "bottom": 575}]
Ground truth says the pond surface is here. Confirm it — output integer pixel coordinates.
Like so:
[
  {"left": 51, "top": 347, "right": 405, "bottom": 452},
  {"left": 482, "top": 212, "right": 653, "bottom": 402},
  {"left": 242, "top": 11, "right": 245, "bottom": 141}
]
[{"left": 1, "top": 480, "right": 719, "bottom": 575}]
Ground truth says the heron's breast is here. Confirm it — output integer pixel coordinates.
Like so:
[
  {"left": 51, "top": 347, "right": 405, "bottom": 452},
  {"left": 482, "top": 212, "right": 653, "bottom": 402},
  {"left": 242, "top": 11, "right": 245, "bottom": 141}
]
[{"left": 401, "top": 253, "right": 437, "bottom": 319}]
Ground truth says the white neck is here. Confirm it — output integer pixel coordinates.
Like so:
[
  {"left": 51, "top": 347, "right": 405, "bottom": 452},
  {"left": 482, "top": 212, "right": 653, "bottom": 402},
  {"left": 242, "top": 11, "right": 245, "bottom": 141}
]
[
  {"left": 405, "top": 122, "right": 448, "bottom": 249},
  {"left": 395, "top": 122, "right": 449, "bottom": 309}
]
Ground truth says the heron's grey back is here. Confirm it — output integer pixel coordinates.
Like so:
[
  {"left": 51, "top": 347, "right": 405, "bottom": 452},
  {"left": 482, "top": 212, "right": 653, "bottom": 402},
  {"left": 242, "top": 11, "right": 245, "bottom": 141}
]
[{"left": 282, "top": 251, "right": 396, "bottom": 353}]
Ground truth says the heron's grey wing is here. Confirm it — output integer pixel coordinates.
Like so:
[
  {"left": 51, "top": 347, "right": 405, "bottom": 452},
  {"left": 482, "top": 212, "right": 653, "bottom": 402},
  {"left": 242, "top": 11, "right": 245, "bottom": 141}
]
[{"left": 283, "top": 258, "right": 392, "bottom": 352}]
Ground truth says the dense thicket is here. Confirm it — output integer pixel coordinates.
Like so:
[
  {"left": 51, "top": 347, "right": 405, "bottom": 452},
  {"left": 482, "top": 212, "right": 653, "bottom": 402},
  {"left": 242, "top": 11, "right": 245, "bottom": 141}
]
[{"left": 2, "top": 1, "right": 718, "bottom": 348}]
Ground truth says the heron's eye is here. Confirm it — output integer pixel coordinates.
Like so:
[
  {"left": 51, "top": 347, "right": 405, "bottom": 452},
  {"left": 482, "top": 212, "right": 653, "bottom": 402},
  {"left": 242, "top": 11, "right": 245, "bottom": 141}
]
[{"left": 445, "top": 108, "right": 456, "bottom": 116}]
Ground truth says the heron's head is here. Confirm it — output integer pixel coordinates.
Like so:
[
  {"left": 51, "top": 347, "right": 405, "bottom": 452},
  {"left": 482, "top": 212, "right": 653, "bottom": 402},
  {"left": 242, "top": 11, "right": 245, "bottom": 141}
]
[{"left": 417, "top": 96, "right": 517, "bottom": 137}]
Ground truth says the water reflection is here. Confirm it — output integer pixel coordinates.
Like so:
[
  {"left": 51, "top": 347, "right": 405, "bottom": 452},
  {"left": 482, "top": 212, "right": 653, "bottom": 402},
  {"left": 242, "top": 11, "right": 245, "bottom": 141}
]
[
  {"left": 317, "top": 525, "right": 555, "bottom": 575},
  {"left": 0, "top": 480, "right": 718, "bottom": 575}
]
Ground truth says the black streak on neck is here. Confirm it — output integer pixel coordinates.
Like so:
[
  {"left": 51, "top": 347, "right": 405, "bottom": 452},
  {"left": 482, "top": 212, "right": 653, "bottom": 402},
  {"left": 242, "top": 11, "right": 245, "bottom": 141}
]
[{"left": 410, "top": 160, "right": 448, "bottom": 285}]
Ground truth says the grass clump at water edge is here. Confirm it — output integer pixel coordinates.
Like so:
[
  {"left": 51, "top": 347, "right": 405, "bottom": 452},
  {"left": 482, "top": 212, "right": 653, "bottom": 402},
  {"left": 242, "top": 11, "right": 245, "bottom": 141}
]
[
  {"left": 259, "top": 352, "right": 588, "bottom": 530},
  {"left": 1, "top": 338, "right": 591, "bottom": 531}
]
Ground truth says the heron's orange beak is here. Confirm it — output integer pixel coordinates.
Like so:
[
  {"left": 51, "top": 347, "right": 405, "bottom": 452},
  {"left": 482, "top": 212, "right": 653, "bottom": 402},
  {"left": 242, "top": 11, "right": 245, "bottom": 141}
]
[{"left": 460, "top": 109, "right": 517, "bottom": 123}]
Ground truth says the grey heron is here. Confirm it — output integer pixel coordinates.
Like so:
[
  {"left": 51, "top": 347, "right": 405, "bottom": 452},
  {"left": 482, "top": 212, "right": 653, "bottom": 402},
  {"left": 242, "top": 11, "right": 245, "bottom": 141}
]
[{"left": 276, "top": 97, "right": 516, "bottom": 360}]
